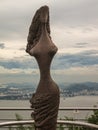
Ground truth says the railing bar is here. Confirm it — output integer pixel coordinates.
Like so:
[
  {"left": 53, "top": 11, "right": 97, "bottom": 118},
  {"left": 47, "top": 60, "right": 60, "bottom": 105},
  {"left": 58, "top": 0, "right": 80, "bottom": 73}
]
[
  {"left": 0, "top": 120, "right": 34, "bottom": 127},
  {"left": 59, "top": 107, "right": 98, "bottom": 110},
  {"left": 0, "top": 120, "right": 98, "bottom": 129},
  {"left": 0, "top": 119, "right": 32, "bottom": 121},
  {"left": 0, "top": 107, "right": 32, "bottom": 111},
  {"left": 58, "top": 120, "right": 98, "bottom": 129},
  {"left": 0, "top": 119, "right": 86, "bottom": 121},
  {"left": 0, "top": 107, "right": 98, "bottom": 111}
]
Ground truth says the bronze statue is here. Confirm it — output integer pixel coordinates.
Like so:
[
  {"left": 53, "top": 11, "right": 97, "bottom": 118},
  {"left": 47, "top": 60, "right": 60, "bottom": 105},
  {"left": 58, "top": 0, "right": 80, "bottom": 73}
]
[{"left": 26, "top": 5, "right": 60, "bottom": 130}]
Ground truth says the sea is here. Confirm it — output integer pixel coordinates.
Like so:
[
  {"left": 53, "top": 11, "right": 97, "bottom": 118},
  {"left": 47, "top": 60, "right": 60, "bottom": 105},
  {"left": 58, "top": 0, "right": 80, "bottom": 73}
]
[{"left": 0, "top": 96, "right": 98, "bottom": 129}]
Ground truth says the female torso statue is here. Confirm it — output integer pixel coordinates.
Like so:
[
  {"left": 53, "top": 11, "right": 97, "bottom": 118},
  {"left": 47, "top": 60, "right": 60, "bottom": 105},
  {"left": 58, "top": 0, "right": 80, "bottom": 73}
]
[{"left": 26, "top": 6, "right": 60, "bottom": 130}]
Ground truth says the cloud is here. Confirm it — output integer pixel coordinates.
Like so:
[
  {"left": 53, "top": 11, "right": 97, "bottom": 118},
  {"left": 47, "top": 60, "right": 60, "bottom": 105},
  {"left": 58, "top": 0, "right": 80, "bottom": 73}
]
[
  {"left": 0, "top": 1, "right": 98, "bottom": 65},
  {"left": 52, "top": 50, "right": 98, "bottom": 69},
  {"left": 73, "top": 42, "right": 89, "bottom": 48},
  {"left": 0, "top": 49, "right": 98, "bottom": 71},
  {"left": 51, "top": 0, "right": 98, "bottom": 27},
  {"left": 0, "top": 66, "right": 38, "bottom": 75},
  {"left": 0, "top": 0, "right": 98, "bottom": 84},
  {"left": 0, "top": 48, "right": 98, "bottom": 84},
  {"left": 0, "top": 0, "right": 52, "bottom": 41},
  {"left": 0, "top": 43, "right": 5, "bottom": 49},
  {"left": 0, "top": 56, "right": 38, "bottom": 70},
  {"left": 19, "top": 48, "right": 25, "bottom": 51},
  {"left": 0, "top": 0, "right": 98, "bottom": 42}
]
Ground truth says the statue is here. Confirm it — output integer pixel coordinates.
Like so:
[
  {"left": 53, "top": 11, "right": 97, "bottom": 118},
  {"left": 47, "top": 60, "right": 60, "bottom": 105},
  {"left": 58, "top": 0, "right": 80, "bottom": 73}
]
[{"left": 26, "top": 5, "right": 60, "bottom": 130}]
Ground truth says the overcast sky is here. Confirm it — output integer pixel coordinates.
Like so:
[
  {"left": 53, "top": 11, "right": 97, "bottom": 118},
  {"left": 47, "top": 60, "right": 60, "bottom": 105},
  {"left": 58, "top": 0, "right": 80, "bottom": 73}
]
[{"left": 0, "top": 0, "right": 98, "bottom": 84}]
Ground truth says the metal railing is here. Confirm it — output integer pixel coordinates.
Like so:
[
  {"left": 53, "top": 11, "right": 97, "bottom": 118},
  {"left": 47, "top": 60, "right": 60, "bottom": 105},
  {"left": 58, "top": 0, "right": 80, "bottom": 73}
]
[
  {"left": 0, "top": 107, "right": 98, "bottom": 129},
  {"left": 0, "top": 106, "right": 98, "bottom": 111},
  {"left": 0, "top": 120, "right": 98, "bottom": 129}
]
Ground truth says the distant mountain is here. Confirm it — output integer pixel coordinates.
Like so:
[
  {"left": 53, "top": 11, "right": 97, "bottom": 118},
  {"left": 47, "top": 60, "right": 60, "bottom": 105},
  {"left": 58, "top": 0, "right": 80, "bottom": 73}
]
[
  {"left": 59, "top": 82, "right": 98, "bottom": 97},
  {"left": 0, "top": 82, "right": 98, "bottom": 99},
  {"left": 0, "top": 82, "right": 98, "bottom": 91},
  {"left": 83, "top": 82, "right": 98, "bottom": 88},
  {"left": 65, "top": 82, "right": 98, "bottom": 91}
]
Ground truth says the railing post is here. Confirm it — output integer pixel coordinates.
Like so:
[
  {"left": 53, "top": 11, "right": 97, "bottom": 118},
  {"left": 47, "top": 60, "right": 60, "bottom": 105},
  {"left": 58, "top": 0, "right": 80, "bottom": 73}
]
[{"left": 26, "top": 5, "right": 60, "bottom": 130}]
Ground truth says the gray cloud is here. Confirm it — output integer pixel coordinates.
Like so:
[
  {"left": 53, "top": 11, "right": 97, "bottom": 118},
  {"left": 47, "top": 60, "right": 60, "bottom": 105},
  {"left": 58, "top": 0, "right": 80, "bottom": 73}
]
[
  {"left": 0, "top": 49, "right": 98, "bottom": 70},
  {"left": 52, "top": 0, "right": 98, "bottom": 27},
  {"left": 0, "top": 57, "right": 38, "bottom": 69},
  {"left": 0, "top": 43, "right": 5, "bottom": 49},
  {"left": 52, "top": 50, "right": 98, "bottom": 69},
  {"left": 74, "top": 42, "right": 89, "bottom": 48},
  {"left": 76, "top": 43, "right": 88, "bottom": 46},
  {"left": 0, "top": 2, "right": 33, "bottom": 41},
  {"left": 19, "top": 48, "right": 25, "bottom": 51},
  {"left": 0, "top": 0, "right": 98, "bottom": 42}
]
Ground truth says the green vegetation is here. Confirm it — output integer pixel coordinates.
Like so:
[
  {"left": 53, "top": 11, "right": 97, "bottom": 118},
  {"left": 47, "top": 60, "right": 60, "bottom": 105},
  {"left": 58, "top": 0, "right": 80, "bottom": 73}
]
[
  {"left": 87, "top": 106, "right": 98, "bottom": 125},
  {"left": 80, "top": 105, "right": 98, "bottom": 130}
]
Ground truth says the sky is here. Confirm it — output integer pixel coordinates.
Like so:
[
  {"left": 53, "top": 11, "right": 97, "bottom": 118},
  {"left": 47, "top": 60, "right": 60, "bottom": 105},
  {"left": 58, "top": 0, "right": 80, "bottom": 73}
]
[{"left": 0, "top": 0, "right": 98, "bottom": 85}]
